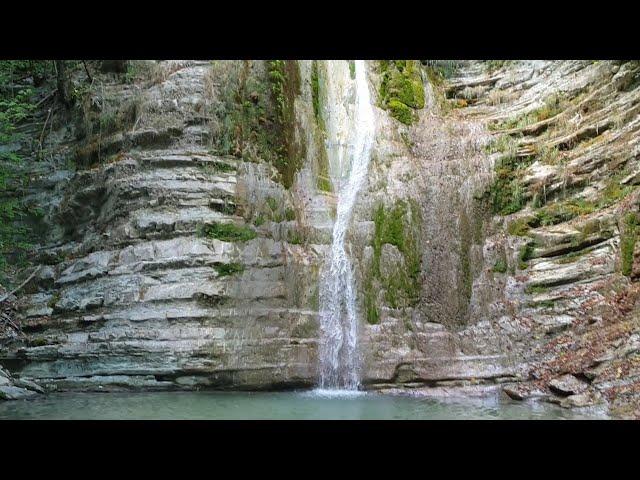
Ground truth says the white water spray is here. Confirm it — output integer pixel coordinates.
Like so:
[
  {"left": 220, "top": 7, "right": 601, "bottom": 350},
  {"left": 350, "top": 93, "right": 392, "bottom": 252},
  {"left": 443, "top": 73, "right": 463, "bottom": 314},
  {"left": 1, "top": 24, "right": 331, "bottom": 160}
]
[{"left": 317, "top": 60, "right": 376, "bottom": 390}]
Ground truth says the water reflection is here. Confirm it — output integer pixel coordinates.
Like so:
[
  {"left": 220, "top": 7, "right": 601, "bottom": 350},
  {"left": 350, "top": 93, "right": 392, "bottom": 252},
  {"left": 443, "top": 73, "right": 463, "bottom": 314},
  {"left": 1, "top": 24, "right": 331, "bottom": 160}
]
[{"left": 0, "top": 391, "right": 608, "bottom": 420}]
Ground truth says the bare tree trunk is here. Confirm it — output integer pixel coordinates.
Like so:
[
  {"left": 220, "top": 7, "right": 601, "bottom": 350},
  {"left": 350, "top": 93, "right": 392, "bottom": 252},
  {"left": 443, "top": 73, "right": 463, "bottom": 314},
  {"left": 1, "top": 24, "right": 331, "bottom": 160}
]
[
  {"left": 55, "top": 60, "right": 71, "bottom": 108},
  {"left": 100, "top": 60, "right": 129, "bottom": 73}
]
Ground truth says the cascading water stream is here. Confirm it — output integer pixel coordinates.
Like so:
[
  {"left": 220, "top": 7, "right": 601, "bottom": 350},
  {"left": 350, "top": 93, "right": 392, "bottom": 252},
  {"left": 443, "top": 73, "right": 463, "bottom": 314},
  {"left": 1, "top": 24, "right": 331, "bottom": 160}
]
[{"left": 317, "top": 60, "right": 375, "bottom": 390}]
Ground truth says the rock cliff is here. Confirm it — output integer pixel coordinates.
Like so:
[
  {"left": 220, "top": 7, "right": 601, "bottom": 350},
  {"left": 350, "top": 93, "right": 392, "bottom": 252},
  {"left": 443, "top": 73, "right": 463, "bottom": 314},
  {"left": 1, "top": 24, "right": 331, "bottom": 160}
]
[{"left": 1, "top": 60, "right": 639, "bottom": 418}]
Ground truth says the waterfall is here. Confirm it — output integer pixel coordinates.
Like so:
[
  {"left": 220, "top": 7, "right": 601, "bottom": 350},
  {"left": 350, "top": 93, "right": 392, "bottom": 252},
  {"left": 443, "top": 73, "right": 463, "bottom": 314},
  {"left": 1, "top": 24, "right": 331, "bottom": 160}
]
[{"left": 317, "top": 60, "right": 376, "bottom": 390}]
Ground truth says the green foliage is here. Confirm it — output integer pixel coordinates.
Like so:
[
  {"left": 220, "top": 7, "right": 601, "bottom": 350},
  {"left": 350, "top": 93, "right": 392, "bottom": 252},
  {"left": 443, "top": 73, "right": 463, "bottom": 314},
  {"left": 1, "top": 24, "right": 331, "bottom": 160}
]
[
  {"left": 379, "top": 60, "right": 424, "bottom": 125},
  {"left": 486, "top": 153, "right": 534, "bottom": 215},
  {"left": 484, "top": 134, "right": 518, "bottom": 155},
  {"left": 534, "top": 199, "right": 596, "bottom": 226},
  {"left": 201, "top": 158, "right": 237, "bottom": 174},
  {"left": 253, "top": 214, "right": 266, "bottom": 227},
  {"left": 266, "top": 196, "right": 278, "bottom": 212},
  {"left": 492, "top": 258, "right": 508, "bottom": 273},
  {"left": 317, "top": 175, "right": 332, "bottom": 192},
  {"left": 267, "top": 60, "right": 303, "bottom": 188},
  {"left": 285, "top": 208, "right": 296, "bottom": 221},
  {"left": 507, "top": 217, "right": 532, "bottom": 236},
  {"left": 532, "top": 180, "right": 632, "bottom": 227},
  {"left": 287, "top": 229, "right": 304, "bottom": 245},
  {"left": 316, "top": 141, "right": 332, "bottom": 192},
  {"left": 422, "top": 60, "right": 462, "bottom": 78},
  {"left": 0, "top": 61, "right": 53, "bottom": 279},
  {"left": 524, "top": 284, "right": 549, "bottom": 295},
  {"left": 214, "top": 262, "right": 245, "bottom": 277},
  {"left": 491, "top": 94, "right": 564, "bottom": 131},
  {"left": 268, "top": 60, "right": 287, "bottom": 123},
  {"left": 311, "top": 60, "right": 321, "bottom": 123},
  {"left": 485, "top": 60, "right": 509, "bottom": 73},
  {"left": 534, "top": 300, "right": 556, "bottom": 309},
  {"left": 538, "top": 145, "right": 560, "bottom": 165},
  {"left": 621, "top": 212, "right": 640, "bottom": 277},
  {"left": 199, "top": 222, "right": 257, "bottom": 242},
  {"left": 518, "top": 242, "right": 535, "bottom": 270},
  {"left": 364, "top": 278, "right": 379, "bottom": 325},
  {"left": 47, "top": 291, "right": 61, "bottom": 309},
  {"left": 348, "top": 61, "right": 356, "bottom": 80},
  {"left": 123, "top": 65, "right": 136, "bottom": 84},
  {"left": 207, "top": 60, "right": 302, "bottom": 189}
]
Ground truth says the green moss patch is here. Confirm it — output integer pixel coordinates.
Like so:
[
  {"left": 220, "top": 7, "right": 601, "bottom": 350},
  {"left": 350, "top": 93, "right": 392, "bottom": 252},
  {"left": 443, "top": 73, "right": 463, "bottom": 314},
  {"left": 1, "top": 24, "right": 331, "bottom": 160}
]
[
  {"left": 267, "top": 60, "right": 304, "bottom": 188},
  {"left": 518, "top": 242, "right": 535, "bottom": 270},
  {"left": 532, "top": 180, "right": 632, "bottom": 227},
  {"left": 287, "top": 229, "right": 304, "bottom": 245},
  {"left": 364, "top": 277, "right": 379, "bottom": 325},
  {"left": 379, "top": 60, "right": 425, "bottom": 125},
  {"left": 214, "top": 262, "right": 245, "bottom": 277},
  {"left": 490, "top": 94, "right": 566, "bottom": 131},
  {"left": 621, "top": 212, "right": 640, "bottom": 277},
  {"left": 370, "top": 199, "right": 422, "bottom": 310},
  {"left": 492, "top": 258, "right": 508, "bottom": 273},
  {"left": 253, "top": 214, "right": 266, "bottom": 227},
  {"left": 199, "top": 222, "right": 257, "bottom": 242},
  {"left": 524, "top": 284, "right": 549, "bottom": 295},
  {"left": 507, "top": 217, "right": 532, "bottom": 236},
  {"left": 485, "top": 153, "right": 535, "bottom": 215},
  {"left": 311, "top": 60, "right": 321, "bottom": 123}
]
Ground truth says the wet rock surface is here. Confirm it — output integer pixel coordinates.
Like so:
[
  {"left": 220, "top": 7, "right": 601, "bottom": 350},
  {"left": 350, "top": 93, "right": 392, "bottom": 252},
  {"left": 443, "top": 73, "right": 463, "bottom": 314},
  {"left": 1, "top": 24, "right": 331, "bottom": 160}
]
[{"left": 0, "top": 365, "right": 42, "bottom": 400}]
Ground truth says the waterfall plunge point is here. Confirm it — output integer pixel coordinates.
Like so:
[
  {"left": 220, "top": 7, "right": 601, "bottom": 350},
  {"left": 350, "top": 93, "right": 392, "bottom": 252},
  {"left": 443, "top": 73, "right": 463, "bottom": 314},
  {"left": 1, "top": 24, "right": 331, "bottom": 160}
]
[{"left": 317, "top": 60, "right": 376, "bottom": 391}]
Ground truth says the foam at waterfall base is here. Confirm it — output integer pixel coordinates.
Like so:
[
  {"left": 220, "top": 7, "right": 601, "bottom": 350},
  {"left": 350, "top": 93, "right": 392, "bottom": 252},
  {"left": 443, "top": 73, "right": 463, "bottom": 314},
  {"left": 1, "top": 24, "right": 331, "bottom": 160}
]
[{"left": 306, "top": 388, "right": 367, "bottom": 398}]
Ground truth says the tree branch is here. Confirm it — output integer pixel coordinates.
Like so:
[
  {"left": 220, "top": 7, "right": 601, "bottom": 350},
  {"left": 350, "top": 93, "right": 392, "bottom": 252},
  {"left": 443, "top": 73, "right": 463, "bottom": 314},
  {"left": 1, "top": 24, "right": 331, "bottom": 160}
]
[{"left": 0, "top": 266, "right": 41, "bottom": 304}]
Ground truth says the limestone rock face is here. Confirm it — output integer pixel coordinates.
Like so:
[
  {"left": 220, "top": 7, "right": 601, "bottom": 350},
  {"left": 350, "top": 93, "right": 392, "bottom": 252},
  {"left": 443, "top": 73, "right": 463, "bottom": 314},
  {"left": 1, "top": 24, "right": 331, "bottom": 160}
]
[
  {"left": 1, "top": 60, "right": 640, "bottom": 418},
  {"left": 0, "top": 61, "right": 325, "bottom": 392},
  {"left": 549, "top": 374, "right": 588, "bottom": 396},
  {"left": 0, "top": 365, "right": 42, "bottom": 400}
]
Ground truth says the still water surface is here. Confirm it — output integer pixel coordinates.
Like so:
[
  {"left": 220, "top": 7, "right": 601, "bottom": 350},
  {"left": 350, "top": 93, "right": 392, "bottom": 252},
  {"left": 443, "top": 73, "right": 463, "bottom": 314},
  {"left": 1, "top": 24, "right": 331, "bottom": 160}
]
[{"left": 0, "top": 390, "right": 608, "bottom": 420}]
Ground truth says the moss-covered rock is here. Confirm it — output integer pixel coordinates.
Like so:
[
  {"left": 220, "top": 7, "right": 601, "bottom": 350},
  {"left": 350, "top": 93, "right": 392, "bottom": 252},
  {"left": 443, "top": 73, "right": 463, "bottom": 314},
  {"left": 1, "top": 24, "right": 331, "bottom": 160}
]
[
  {"left": 379, "top": 60, "right": 425, "bottom": 125},
  {"left": 387, "top": 99, "right": 415, "bottom": 125},
  {"left": 366, "top": 199, "right": 422, "bottom": 313}
]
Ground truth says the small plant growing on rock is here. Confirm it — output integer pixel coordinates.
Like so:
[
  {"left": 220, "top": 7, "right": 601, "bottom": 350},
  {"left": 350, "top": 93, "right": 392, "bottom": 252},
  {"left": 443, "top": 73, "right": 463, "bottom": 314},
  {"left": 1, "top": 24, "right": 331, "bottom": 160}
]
[
  {"left": 621, "top": 212, "right": 640, "bottom": 277},
  {"left": 214, "top": 262, "right": 245, "bottom": 277},
  {"left": 492, "top": 258, "right": 508, "bottom": 273},
  {"left": 199, "top": 222, "right": 257, "bottom": 242}
]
